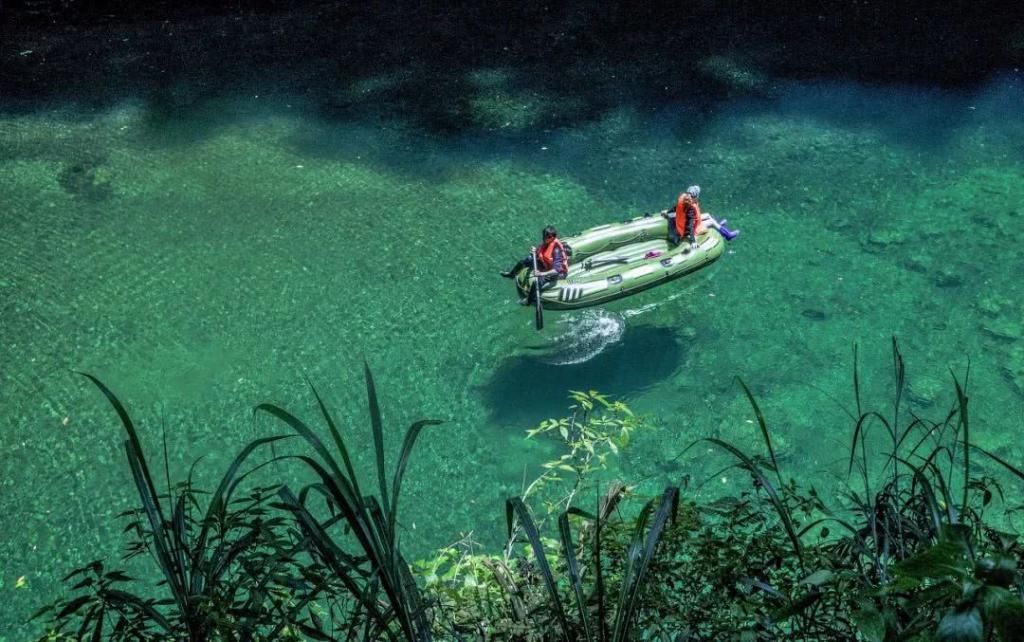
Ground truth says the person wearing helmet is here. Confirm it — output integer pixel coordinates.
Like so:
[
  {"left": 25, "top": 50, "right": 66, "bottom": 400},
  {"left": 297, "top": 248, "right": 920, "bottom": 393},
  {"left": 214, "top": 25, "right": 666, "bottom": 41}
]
[{"left": 666, "top": 185, "right": 703, "bottom": 247}]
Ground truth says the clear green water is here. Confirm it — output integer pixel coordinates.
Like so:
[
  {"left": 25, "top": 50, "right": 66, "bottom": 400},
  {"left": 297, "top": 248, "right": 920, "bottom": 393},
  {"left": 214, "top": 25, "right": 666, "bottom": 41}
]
[{"left": 2, "top": 72, "right": 1024, "bottom": 636}]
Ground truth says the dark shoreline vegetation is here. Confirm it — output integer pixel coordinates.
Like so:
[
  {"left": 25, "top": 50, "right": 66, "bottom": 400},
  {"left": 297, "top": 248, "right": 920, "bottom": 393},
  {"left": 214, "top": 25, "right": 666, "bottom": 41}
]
[
  {"left": 2, "top": 0, "right": 1022, "bottom": 130},
  {"left": 30, "top": 342, "right": 1024, "bottom": 641}
]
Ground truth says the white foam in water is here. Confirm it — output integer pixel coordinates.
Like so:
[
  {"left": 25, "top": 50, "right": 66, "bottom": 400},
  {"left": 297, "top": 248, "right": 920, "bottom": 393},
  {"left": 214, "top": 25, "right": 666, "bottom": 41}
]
[
  {"left": 622, "top": 289, "right": 688, "bottom": 318},
  {"left": 621, "top": 272, "right": 713, "bottom": 318},
  {"left": 540, "top": 309, "right": 626, "bottom": 365}
]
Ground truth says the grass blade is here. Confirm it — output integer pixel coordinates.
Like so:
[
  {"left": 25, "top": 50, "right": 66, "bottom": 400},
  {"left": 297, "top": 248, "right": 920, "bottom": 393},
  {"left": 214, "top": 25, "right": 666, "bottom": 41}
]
[
  {"left": 612, "top": 487, "right": 678, "bottom": 642},
  {"left": 277, "top": 487, "right": 395, "bottom": 635},
  {"left": 171, "top": 493, "right": 189, "bottom": 594},
  {"left": 702, "top": 437, "right": 804, "bottom": 563},
  {"left": 78, "top": 373, "right": 163, "bottom": 514},
  {"left": 191, "top": 434, "right": 290, "bottom": 594},
  {"left": 364, "top": 362, "right": 391, "bottom": 522},
  {"left": 506, "top": 497, "right": 571, "bottom": 639},
  {"left": 952, "top": 372, "right": 970, "bottom": 517},
  {"left": 974, "top": 445, "right": 1024, "bottom": 483},
  {"left": 595, "top": 502, "right": 607, "bottom": 642},
  {"left": 254, "top": 403, "right": 357, "bottom": 506},
  {"left": 853, "top": 343, "right": 862, "bottom": 418},
  {"left": 307, "top": 378, "right": 364, "bottom": 503},
  {"left": 736, "top": 378, "right": 782, "bottom": 486},
  {"left": 559, "top": 510, "right": 593, "bottom": 642},
  {"left": 389, "top": 419, "right": 442, "bottom": 546},
  {"left": 896, "top": 457, "right": 944, "bottom": 534},
  {"left": 847, "top": 411, "right": 891, "bottom": 477}
]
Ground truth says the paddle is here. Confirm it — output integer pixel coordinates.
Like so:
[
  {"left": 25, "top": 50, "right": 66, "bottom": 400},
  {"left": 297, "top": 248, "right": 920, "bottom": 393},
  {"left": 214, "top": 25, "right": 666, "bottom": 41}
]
[{"left": 531, "top": 250, "right": 544, "bottom": 330}]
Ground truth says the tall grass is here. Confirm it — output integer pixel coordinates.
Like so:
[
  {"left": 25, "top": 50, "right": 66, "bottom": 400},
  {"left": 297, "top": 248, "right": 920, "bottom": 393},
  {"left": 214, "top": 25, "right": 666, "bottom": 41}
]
[
  {"left": 33, "top": 374, "right": 314, "bottom": 641},
  {"left": 32, "top": 345, "right": 1024, "bottom": 641},
  {"left": 257, "top": 364, "right": 442, "bottom": 641}
]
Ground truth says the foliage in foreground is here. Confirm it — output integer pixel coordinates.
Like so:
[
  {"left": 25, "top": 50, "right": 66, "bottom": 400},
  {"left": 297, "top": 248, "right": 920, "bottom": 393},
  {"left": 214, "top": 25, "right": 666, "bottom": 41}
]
[{"left": 32, "top": 343, "right": 1024, "bottom": 640}]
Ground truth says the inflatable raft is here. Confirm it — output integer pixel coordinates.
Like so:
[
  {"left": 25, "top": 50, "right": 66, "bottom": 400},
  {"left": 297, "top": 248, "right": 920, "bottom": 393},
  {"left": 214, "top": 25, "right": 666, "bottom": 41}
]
[{"left": 514, "top": 212, "right": 738, "bottom": 311}]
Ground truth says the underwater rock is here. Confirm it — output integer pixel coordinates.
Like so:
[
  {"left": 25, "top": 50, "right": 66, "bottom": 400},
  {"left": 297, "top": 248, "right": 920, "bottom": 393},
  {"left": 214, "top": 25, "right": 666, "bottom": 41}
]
[
  {"left": 976, "top": 292, "right": 1012, "bottom": 317},
  {"left": 470, "top": 90, "right": 546, "bottom": 130},
  {"left": 982, "top": 318, "right": 1023, "bottom": 342},
  {"left": 56, "top": 160, "right": 112, "bottom": 202},
  {"left": 932, "top": 268, "right": 963, "bottom": 289},
  {"left": 907, "top": 374, "right": 945, "bottom": 409},
  {"left": 801, "top": 309, "right": 827, "bottom": 321},
  {"left": 678, "top": 325, "right": 698, "bottom": 340},
  {"left": 899, "top": 252, "right": 931, "bottom": 274},
  {"left": 866, "top": 227, "right": 907, "bottom": 249},
  {"left": 1002, "top": 344, "right": 1024, "bottom": 397},
  {"left": 698, "top": 55, "right": 771, "bottom": 95}
]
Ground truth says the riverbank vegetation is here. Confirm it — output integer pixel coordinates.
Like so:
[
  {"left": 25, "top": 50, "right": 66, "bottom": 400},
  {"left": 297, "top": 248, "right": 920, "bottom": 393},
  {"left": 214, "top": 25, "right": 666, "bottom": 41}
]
[{"left": 32, "top": 341, "right": 1024, "bottom": 640}]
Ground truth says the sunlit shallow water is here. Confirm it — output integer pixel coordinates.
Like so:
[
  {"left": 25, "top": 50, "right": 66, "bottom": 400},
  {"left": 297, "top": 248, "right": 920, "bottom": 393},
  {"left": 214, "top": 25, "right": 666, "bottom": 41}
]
[{"left": 2, "top": 71, "right": 1024, "bottom": 635}]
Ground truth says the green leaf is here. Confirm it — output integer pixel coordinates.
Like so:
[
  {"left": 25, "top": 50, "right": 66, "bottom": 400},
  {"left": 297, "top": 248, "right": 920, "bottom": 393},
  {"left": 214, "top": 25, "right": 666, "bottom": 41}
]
[
  {"left": 980, "top": 587, "right": 1024, "bottom": 642},
  {"left": 799, "top": 569, "right": 833, "bottom": 587},
  {"left": 975, "top": 554, "right": 1017, "bottom": 588},
  {"left": 851, "top": 602, "right": 886, "bottom": 642},
  {"left": 771, "top": 591, "right": 821, "bottom": 622},
  {"left": 56, "top": 595, "right": 92, "bottom": 619},
  {"left": 893, "top": 539, "right": 971, "bottom": 581},
  {"left": 103, "top": 571, "right": 134, "bottom": 583},
  {"left": 936, "top": 606, "right": 982, "bottom": 642}
]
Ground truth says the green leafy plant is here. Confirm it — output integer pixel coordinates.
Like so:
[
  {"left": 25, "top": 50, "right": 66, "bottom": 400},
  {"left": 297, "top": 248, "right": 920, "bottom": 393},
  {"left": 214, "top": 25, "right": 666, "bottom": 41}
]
[
  {"left": 678, "top": 340, "right": 1024, "bottom": 641},
  {"left": 414, "top": 393, "right": 649, "bottom": 640},
  {"left": 258, "top": 364, "right": 441, "bottom": 641},
  {"left": 523, "top": 390, "right": 643, "bottom": 514},
  {"left": 499, "top": 481, "right": 681, "bottom": 641},
  {"left": 32, "top": 344, "right": 1024, "bottom": 641},
  {"left": 33, "top": 374, "right": 316, "bottom": 641}
]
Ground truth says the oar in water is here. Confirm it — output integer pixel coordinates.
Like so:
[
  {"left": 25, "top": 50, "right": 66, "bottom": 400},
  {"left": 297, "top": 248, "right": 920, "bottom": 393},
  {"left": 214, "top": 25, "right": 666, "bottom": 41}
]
[{"left": 531, "top": 251, "right": 544, "bottom": 331}]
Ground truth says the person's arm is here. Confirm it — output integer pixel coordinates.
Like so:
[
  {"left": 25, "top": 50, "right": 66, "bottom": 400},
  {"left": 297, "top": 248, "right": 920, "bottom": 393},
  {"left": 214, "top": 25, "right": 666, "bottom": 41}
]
[
  {"left": 552, "top": 247, "right": 565, "bottom": 275},
  {"left": 530, "top": 246, "right": 550, "bottom": 276}
]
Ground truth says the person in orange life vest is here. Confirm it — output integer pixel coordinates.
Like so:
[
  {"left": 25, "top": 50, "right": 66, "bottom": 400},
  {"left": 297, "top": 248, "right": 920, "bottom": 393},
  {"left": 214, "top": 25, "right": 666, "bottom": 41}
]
[
  {"left": 500, "top": 225, "right": 569, "bottom": 285},
  {"left": 667, "top": 185, "right": 703, "bottom": 247}
]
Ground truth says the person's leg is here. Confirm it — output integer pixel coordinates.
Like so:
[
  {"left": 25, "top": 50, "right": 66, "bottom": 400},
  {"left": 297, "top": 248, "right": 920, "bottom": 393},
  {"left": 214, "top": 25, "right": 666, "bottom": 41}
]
[
  {"left": 500, "top": 255, "right": 531, "bottom": 278},
  {"left": 667, "top": 216, "right": 680, "bottom": 245},
  {"left": 540, "top": 273, "right": 560, "bottom": 290},
  {"left": 524, "top": 274, "right": 560, "bottom": 304}
]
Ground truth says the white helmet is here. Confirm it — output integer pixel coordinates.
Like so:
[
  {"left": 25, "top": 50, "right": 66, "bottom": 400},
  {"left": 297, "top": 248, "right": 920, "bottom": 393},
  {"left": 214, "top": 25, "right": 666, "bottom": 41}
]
[{"left": 686, "top": 185, "right": 701, "bottom": 200}]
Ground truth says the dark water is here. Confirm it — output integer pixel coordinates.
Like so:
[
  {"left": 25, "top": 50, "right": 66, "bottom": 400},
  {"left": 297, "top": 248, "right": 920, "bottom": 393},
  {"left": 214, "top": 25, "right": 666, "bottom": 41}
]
[
  {"left": 483, "top": 322, "right": 686, "bottom": 427},
  {"left": 2, "top": 4, "right": 1024, "bottom": 637}
]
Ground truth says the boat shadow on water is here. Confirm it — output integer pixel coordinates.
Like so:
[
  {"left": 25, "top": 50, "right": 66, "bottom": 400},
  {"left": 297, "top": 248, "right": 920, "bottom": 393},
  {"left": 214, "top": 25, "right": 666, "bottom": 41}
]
[{"left": 480, "top": 322, "right": 686, "bottom": 429}]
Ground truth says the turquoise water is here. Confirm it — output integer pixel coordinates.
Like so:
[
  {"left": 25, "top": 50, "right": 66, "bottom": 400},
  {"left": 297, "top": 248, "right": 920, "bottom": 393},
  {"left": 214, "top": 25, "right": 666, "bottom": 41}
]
[{"left": 2, "top": 71, "right": 1024, "bottom": 636}]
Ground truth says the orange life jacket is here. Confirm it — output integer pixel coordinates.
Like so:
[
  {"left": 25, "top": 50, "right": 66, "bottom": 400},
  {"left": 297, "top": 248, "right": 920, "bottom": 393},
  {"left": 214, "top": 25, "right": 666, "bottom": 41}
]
[
  {"left": 538, "top": 238, "right": 569, "bottom": 275},
  {"left": 675, "top": 194, "right": 703, "bottom": 238}
]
